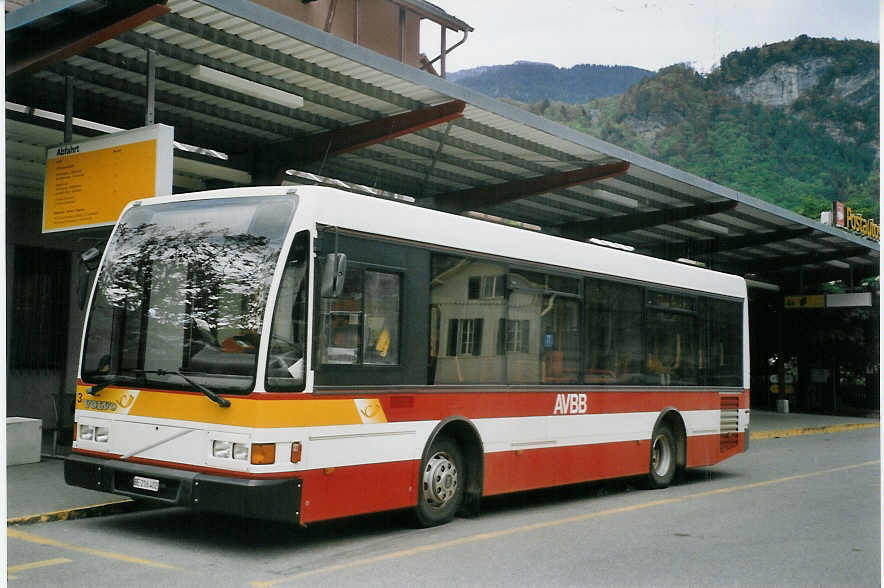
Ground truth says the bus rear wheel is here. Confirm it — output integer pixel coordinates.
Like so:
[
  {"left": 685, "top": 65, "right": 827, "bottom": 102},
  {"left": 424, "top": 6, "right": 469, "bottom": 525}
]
[
  {"left": 415, "top": 436, "right": 464, "bottom": 527},
  {"left": 647, "top": 422, "right": 677, "bottom": 489}
]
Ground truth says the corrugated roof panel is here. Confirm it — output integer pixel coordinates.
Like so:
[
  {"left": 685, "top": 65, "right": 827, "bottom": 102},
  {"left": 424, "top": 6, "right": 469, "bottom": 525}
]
[
  {"left": 537, "top": 191, "right": 617, "bottom": 217},
  {"left": 488, "top": 202, "right": 569, "bottom": 227},
  {"left": 597, "top": 177, "right": 689, "bottom": 208},
  {"left": 447, "top": 126, "right": 564, "bottom": 167}
]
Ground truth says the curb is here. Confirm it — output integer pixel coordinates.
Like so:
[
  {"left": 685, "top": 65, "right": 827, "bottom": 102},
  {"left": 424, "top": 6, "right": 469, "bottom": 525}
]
[
  {"left": 7, "top": 498, "right": 137, "bottom": 527},
  {"left": 750, "top": 422, "right": 879, "bottom": 440}
]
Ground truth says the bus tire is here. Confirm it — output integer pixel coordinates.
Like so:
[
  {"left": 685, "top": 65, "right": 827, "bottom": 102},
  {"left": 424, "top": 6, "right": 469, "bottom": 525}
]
[
  {"left": 647, "top": 422, "right": 677, "bottom": 489},
  {"left": 415, "top": 436, "right": 464, "bottom": 527}
]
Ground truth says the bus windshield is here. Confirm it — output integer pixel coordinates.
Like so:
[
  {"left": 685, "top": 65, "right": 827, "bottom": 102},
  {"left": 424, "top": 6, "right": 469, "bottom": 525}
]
[{"left": 81, "top": 196, "right": 296, "bottom": 394}]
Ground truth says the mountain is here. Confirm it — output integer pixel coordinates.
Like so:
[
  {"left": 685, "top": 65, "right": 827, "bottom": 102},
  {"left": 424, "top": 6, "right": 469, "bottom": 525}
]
[
  {"left": 449, "top": 61, "right": 654, "bottom": 103},
  {"left": 517, "top": 37, "right": 880, "bottom": 220}
]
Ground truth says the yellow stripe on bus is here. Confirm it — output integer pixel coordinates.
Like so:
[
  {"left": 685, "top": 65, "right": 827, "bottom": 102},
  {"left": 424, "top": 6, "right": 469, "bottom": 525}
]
[{"left": 75, "top": 386, "right": 386, "bottom": 427}]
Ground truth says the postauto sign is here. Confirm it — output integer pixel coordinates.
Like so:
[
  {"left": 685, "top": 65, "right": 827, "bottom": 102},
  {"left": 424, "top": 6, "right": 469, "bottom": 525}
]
[{"left": 833, "top": 201, "right": 880, "bottom": 241}]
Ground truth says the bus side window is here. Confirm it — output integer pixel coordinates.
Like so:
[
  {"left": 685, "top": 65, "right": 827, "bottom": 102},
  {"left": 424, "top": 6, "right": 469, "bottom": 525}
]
[
  {"left": 320, "top": 265, "right": 363, "bottom": 365},
  {"left": 644, "top": 291, "right": 698, "bottom": 386},
  {"left": 705, "top": 298, "right": 742, "bottom": 386},
  {"left": 429, "top": 253, "right": 506, "bottom": 385},
  {"left": 319, "top": 264, "right": 401, "bottom": 366},
  {"left": 584, "top": 279, "right": 643, "bottom": 385},
  {"left": 265, "top": 231, "right": 309, "bottom": 391},
  {"left": 363, "top": 271, "right": 400, "bottom": 366}
]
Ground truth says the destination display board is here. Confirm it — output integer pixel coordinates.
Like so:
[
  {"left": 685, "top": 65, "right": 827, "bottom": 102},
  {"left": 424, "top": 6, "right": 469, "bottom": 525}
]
[
  {"left": 785, "top": 292, "right": 872, "bottom": 309},
  {"left": 42, "top": 124, "right": 173, "bottom": 233},
  {"left": 784, "top": 295, "right": 825, "bottom": 309}
]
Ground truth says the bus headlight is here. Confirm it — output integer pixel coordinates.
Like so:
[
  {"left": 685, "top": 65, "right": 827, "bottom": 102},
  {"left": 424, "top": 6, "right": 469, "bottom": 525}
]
[
  {"left": 232, "top": 443, "right": 249, "bottom": 461},
  {"left": 94, "top": 426, "right": 109, "bottom": 443},
  {"left": 79, "top": 424, "right": 95, "bottom": 441},
  {"left": 212, "top": 439, "right": 271, "bottom": 463},
  {"left": 212, "top": 440, "right": 232, "bottom": 459}
]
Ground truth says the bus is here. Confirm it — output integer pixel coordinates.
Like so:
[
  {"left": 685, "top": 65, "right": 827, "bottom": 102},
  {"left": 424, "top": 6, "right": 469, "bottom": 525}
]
[{"left": 65, "top": 185, "right": 749, "bottom": 527}]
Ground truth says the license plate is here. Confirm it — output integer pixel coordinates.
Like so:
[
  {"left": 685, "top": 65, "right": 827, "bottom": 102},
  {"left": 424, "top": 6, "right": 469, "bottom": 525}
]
[{"left": 132, "top": 476, "right": 160, "bottom": 492}]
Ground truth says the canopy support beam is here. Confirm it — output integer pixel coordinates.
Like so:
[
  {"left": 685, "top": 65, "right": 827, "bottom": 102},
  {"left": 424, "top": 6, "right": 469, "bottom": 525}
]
[
  {"left": 558, "top": 199, "right": 738, "bottom": 241},
  {"left": 252, "top": 100, "right": 466, "bottom": 184},
  {"left": 429, "top": 160, "right": 630, "bottom": 213}
]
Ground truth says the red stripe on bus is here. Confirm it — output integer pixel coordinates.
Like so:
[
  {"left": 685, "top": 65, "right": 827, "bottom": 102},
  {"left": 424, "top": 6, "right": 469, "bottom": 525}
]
[
  {"left": 296, "top": 432, "right": 746, "bottom": 523},
  {"left": 686, "top": 433, "right": 746, "bottom": 467},
  {"left": 375, "top": 390, "right": 734, "bottom": 421},
  {"left": 298, "top": 460, "right": 419, "bottom": 523},
  {"left": 482, "top": 440, "right": 651, "bottom": 496}
]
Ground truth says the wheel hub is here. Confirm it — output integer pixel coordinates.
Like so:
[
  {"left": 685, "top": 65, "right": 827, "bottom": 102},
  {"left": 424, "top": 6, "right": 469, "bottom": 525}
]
[
  {"left": 652, "top": 434, "right": 672, "bottom": 477},
  {"left": 423, "top": 451, "right": 458, "bottom": 507}
]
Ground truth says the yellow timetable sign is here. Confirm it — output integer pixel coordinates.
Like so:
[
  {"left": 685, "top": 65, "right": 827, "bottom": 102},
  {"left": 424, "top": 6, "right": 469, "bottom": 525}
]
[{"left": 42, "top": 124, "right": 173, "bottom": 233}]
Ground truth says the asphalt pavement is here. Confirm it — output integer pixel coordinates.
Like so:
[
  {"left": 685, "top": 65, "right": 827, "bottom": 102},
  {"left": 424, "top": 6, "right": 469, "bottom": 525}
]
[{"left": 5, "top": 409, "right": 879, "bottom": 525}]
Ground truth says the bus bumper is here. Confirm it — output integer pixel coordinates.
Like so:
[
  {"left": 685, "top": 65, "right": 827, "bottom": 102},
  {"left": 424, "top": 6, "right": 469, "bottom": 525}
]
[{"left": 64, "top": 453, "right": 302, "bottom": 524}]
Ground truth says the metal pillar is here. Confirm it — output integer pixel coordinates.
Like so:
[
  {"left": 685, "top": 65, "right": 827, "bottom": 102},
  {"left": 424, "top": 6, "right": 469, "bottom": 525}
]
[
  {"left": 399, "top": 8, "right": 406, "bottom": 62},
  {"left": 440, "top": 26, "right": 446, "bottom": 78},
  {"left": 64, "top": 76, "right": 74, "bottom": 143},
  {"left": 353, "top": 0, "right": 359, "bottom": 44},
  {"left": 145, "top": 49, "right": 156, "bottom": 125},
  {"left": 421, "top": 120, "right": 454, "bottom": 198}
]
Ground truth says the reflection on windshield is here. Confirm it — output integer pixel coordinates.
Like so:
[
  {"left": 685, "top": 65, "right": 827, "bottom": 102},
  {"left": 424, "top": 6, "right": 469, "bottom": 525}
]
[{"left": 82, "top": 196, "right": 296, "bottom": 394}]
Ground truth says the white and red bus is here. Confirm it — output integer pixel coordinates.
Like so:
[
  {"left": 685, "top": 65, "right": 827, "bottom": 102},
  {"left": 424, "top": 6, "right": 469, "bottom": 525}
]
[{"left": 66, "top": 186, "right": 749, "bottom": 526}]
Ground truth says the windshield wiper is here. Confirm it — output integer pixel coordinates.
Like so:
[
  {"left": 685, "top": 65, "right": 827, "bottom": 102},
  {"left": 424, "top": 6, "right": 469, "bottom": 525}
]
[
  {"left": 136, "top": 368, "right": 231, "bottom": 408},
  {"left": 85, "top": 374, "right": 133, "bottom": 396}
]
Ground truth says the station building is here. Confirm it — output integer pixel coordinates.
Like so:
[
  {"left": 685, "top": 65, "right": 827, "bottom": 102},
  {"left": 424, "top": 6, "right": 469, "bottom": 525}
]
[{"left": 5, "top": 0, "right": 879, "bottom": 450}]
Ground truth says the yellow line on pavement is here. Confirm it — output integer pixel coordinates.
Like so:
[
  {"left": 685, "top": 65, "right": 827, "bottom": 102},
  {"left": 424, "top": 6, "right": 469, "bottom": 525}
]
[
  {"left": 751, "top": 422, "right": 879, "bottom": 440},
  {"left": 251, "top": 497, "right": 685, "bottom": 587},
  {"left": 7, "top": 558, "right": 73, "bottom": 579},
  {"left": 8, "top": 557, "right": 73, "bottom": 573},
  {"left": 7, "top": 498, "right": 134, "bottom": 526},
  {"left": 7, "top": 528, "right": 179, "bottom": 570},
  {"left": 250, "top": 459, "right": 880, "bottom": 587},
  {"left": 687, "top": 460, "right": 880, "bottom": 499}
]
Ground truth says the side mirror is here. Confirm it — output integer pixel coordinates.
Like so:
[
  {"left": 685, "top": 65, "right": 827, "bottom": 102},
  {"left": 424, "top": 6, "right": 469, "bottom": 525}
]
[
  {"left": 320, "top": 253, "right": 347, "bottom": 298},
  {"left": 77, "top": 247, "right": 102, "bottom": 310},
  {"left": 80, "top": 247, "right": 101, "bottom": 271}
]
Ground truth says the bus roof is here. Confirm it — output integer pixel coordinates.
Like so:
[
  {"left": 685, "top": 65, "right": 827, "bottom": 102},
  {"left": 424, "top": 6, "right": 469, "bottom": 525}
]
[{"left": 133, "top": 186, "right": 747, "bottom": 300}]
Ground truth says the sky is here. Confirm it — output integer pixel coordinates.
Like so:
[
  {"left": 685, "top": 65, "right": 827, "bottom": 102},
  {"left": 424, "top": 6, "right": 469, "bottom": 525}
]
[{"left": 420, "top": 0, "right": 881, "bottom": 74}]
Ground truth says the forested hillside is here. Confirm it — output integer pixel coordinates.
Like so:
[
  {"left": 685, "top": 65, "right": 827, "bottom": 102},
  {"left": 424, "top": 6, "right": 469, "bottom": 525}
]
[
  {"left": 510, "top": 37, "right": 880, "bottom": 220},
  {"left": 449, "top": 61, "right": 653, "bottom": 103}
]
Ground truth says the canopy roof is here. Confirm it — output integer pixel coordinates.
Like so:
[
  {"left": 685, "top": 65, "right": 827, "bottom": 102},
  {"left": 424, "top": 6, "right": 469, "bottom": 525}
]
[{"left": 6, "top": 0, "right": 878, "bottom": 290}]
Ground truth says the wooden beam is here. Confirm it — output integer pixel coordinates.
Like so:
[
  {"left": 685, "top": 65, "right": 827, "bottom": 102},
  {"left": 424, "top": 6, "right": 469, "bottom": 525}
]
[
  {"left": 558, "top": 199, "right": 738, "bottom": 240},
  {"left": 252, "top": 100, "right": 466, "bottom": 182},
  {"left": 7, "top": 3, "right": 170, "bottom": 77},
  {"left": 430, "top": 160, "right": 630, "bottom": 213}
]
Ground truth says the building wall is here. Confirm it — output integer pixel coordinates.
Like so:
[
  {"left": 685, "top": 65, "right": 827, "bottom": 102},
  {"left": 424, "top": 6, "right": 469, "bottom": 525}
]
[
  {"left": 4, "top": 0, "right": 33, "bottom": 11},
  {"left": 6, "top": 194, "right": 110, "bottom": 434},
  {"left": 6, "top": 0, "right": 424, "bottom": 67},
  {"left": 253, "top": 0, "right": 421, "bottom": 67}
]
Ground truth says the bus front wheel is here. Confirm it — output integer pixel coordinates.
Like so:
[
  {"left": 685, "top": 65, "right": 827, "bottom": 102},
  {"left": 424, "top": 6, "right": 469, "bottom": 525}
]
[
  {"left": 647, "top": 422, "right": 677, "bottom": 489},
  {"left": 415, "top": 436, "right": 464, "bottom": 527}
]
